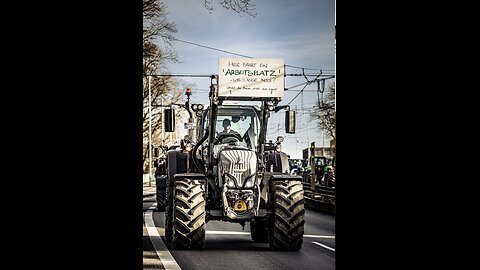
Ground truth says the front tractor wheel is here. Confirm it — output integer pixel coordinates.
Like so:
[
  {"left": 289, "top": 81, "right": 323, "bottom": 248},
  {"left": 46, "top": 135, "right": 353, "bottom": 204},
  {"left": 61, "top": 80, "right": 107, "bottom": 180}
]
[
  {"left": 172, "top": 178, "right": 206, "bottom": 249},
  {"left": 269, "top": 180, "right": 305, "bottom": 251}
]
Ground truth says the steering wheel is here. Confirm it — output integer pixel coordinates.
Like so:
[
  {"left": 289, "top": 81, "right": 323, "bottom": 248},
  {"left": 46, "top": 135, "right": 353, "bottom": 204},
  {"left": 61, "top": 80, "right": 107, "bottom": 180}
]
[
  {"left": 222, "top": 136, "right": 239, "bottom": 144},
  {"left": 216, "top": 132, "right": 242, "bottom": 144}
]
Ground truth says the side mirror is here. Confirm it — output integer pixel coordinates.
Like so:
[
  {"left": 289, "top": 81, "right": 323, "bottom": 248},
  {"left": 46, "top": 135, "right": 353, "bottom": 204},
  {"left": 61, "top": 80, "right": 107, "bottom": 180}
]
[
  {"left": 164, "top": 108, "right": 175, "bottom": 132},
  {"left": 285, "top": 110, "right": 296, "bottom": 134}
]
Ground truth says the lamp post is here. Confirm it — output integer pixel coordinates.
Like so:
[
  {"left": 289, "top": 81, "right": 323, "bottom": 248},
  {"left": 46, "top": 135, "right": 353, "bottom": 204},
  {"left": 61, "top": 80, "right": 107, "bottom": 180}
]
[
  {"left": 296, "top": 138, "right": 299, "bottom": 159},
  {"left": 161, "top": 94, "right": 164, "bottom": 150},
  {"left": 148, "top": 75, "right": 152, "bottom": 187},
  {"left": 303, "top": 121, "right": 311, "bottom": 148}
]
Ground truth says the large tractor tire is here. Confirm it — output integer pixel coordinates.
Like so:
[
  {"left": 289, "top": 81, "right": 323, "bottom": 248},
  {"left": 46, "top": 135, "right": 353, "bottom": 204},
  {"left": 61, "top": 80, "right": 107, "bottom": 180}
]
[
  {"left": 250, "top": 218, "right": 269, "bottom": 243},
  {"left": 269, "top": 180, "right": 305, "bottom": 251},
  {"left": 326, "top": 171, "right": 335, "bottom": 187},
  {"left": 172, "top": 178, "right": 206, "bottom": 249},
  {"left": 164, "top": 184, "right": 174, "bottom": 242}
]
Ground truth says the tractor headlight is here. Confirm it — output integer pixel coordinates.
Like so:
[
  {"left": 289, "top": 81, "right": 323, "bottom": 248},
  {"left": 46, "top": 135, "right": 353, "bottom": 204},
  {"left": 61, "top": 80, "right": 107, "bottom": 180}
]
[
  {"left": 243, "top": 176, "right": 254, "bottom": 188},
  {"left": 225, "top": 174, "right": 237, "bottom": 188},
  {"left": 185, "top": 143, "right": 193, "bottom": 152},
  {"left": 267, "top": 101, "right": 275, "bottom": 111}
]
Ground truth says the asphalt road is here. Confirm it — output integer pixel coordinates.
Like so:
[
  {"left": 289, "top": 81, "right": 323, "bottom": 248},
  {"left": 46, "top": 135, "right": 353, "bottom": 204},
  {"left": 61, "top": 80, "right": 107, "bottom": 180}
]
[{"left": 143, "top": 197, "right": 335, "bottom": 270}]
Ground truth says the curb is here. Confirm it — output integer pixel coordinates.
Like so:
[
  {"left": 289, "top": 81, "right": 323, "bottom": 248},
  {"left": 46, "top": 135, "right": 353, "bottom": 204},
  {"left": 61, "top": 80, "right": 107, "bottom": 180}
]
[
  {"left": 143, "top": 184, "right": 156, "bottom": 198},
  {"left": 143, "top": 192, "right": 156, "bottom": 198}
]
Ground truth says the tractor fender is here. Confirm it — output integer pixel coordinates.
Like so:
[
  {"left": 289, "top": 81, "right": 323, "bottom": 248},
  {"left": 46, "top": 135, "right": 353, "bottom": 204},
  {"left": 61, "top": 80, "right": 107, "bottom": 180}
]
[
  {"left": 166, "top": 150, "right": 188, "bottom": 182},
  {"left": 166, "top": 150, "right": 178, "bottom": 182},
  {"left": 173, "top": 173, "right": 205, "bottom": 181},
  {"left": 167, "top": 150, "right": 203, "bottom": 185},
  {"left": 265, "top": 151, "right": 290, "bottom": 174}
]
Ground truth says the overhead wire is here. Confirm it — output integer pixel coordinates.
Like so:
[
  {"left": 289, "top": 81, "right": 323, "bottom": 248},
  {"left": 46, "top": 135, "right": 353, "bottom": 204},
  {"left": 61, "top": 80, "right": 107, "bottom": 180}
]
[
  {"left": 171, "top": 38, "right": 332, "bottom": 72},
  {"left": 172, "top": 38, "right": 253, "bottom": 58},
  {"left": 167, "top": 38, "right": 334, "bottom": 116},
  {"left": 286, "top": 83, "right": 309, "bottom": 105}
]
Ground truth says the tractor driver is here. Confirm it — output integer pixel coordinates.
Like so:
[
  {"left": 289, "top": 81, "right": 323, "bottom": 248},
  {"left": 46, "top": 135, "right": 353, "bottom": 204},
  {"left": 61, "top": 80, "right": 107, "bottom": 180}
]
[
  {"left": 221, "top": 118, "right": 240, "bottom": 136},
  {"left": 215, "top": 118, "right": 241, "bottom": 144}
]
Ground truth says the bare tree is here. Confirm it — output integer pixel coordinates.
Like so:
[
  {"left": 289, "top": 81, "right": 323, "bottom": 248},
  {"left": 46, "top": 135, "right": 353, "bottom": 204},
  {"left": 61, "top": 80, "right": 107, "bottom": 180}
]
[
  {"left": 142, "top": 0, "right": 258, "bottom": 172},
  {"left": 142, "top": 76, "right": 193, "bottom": 172},
  {"left": 202, "top": 0, "right": 257, "bottom": 17},
  {"left": 143, "top": 0, "right": 180, "bottom": 173},
  {"left": 310, "top": 81, "right": 336, "bottom": 157}
]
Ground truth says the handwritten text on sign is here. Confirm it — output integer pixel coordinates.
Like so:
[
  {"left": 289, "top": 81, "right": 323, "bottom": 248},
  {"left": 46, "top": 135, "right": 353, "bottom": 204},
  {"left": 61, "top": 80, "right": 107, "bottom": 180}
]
[{"left": 218, "top": 58, "right": 284, "bottom": 98}]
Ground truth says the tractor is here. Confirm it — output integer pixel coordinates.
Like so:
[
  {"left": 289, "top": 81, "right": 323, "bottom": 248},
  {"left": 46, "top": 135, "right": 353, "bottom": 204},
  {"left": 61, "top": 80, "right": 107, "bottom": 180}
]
[
  {"left": 307, "top": 156, "right": 335, "bottom": 188},
  {"left": 161, "top": 61, "right": 304, "bottom": 251}
]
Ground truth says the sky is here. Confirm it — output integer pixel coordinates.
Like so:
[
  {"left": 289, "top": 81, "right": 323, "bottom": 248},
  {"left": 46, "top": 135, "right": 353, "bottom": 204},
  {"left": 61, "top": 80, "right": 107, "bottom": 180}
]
[{"left": 160, "top": 0, "right": 336, "bottom": 159}]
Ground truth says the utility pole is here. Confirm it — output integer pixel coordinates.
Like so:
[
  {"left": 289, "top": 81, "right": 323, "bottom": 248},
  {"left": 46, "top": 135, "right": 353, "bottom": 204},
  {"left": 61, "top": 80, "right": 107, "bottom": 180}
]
[{"left": 310, "top": 141, "right": 316, "bottom": 191}]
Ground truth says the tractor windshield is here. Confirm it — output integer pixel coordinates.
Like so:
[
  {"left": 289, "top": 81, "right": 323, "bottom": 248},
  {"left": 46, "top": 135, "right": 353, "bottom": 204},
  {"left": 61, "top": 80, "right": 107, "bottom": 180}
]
[{"left": 214, "top": 106, "right": 260, "bottom": 151}]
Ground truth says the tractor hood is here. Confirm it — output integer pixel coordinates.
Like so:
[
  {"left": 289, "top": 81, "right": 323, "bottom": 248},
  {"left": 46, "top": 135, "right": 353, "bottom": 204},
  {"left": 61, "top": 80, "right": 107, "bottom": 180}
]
[{"left": 218, "top": 148, "right": 257, "bottom": 188}]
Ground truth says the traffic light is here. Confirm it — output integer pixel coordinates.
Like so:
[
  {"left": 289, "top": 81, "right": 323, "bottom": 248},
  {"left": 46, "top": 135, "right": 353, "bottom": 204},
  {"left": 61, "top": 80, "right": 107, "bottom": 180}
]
[
  {"left": 164, "top": 108, "right": 175, "bottom": 132},
  {"left": 285, "top": 110, "right": 296, "bottom": 133}
]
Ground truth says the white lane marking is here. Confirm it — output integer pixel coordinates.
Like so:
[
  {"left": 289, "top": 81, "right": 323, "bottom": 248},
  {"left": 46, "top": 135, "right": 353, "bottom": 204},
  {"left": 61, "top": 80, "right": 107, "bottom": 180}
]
[
  {"left": 206, "top": 231, "right": 336, "bottom": 252},
  {"left": 206, "top": 231, "right": 250, "bottom": 235},
  {"left": 144, "top": 204, "right": 182, "bottom": 270},
  {"left": 205, "top": 231, "right": 335, "bottom": 239},
  {"left": 312, "top": 241, "right": 335, "bottom": 252},
  {"left": 304, "top": 235, "right": 335, "bottom": 239}
]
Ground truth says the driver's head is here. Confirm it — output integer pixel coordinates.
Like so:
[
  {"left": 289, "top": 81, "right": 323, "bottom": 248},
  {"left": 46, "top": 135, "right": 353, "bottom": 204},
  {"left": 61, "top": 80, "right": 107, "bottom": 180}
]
[{"left": 222, "top": 118, "right": 231, "bottom": 130}]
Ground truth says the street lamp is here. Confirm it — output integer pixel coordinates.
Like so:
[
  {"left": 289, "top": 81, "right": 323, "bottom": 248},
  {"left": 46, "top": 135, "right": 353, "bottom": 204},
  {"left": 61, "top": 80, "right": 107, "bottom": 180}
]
[
  {"left": 303, "top": 122, "right": 311, "bottom": 148},
  {"left": 148, "top": 75, "right": 152, "bottom": 187}
]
